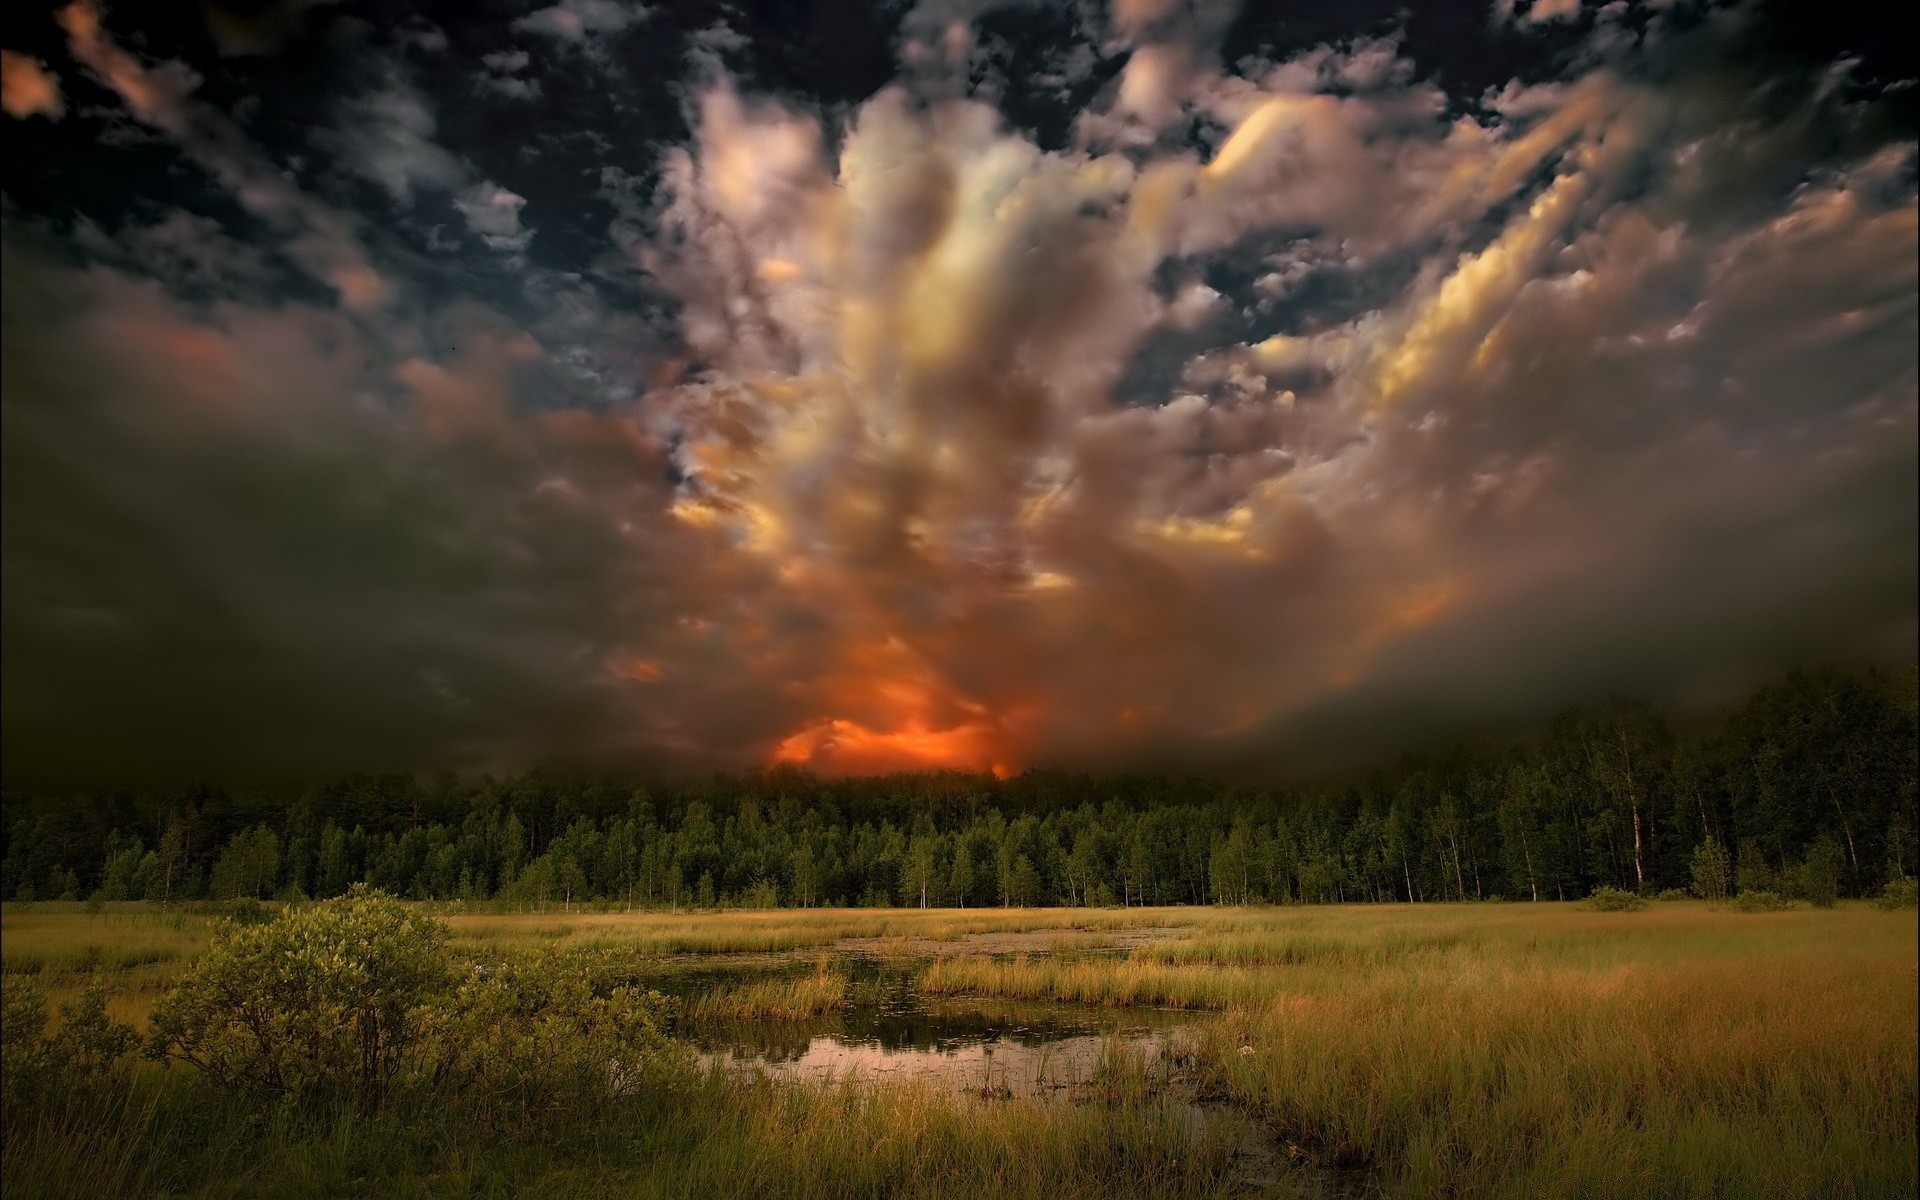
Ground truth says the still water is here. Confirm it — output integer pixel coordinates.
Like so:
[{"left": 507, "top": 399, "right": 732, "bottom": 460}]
[{"left": 679, "top": 966, "right": 1207, "bottom": 1099}]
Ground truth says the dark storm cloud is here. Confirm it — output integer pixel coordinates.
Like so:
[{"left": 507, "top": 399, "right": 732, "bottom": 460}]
[
  {"left": 1, "top": 0, "right": 1914, "bottom": 785},
  {"left": 0, "top": 225, "right": 797, "bottom": 784}
]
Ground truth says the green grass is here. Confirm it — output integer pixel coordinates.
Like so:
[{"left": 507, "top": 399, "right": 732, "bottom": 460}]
[{"left": 3, "top": 900, "right": 1914, "bottom": 1199}]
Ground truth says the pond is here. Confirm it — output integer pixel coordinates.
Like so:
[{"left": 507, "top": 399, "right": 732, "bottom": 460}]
[{"left": 672, "top": 961, "right": 1210, "bottom": 1100}]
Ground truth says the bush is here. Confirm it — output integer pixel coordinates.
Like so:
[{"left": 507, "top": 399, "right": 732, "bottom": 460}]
[
  {"left": 219, "top": 896, "right": 276, "bottom": 925},
  {"left": 1789, "top": 835, "right": 1844, "bottom": 908},
  {"left": 1, "top": 977, "right": 54, "bottom": 1112},
  {"left": 1587, "top": 886, "right": 1648, "bottom": 911},
  {"left": 143, "top": 887, "right": 687, "bottom": 1123},
  {"left": 147, "top": 885, "right": 450, "bottom": 1107},
  {"left": 1734, "top": 890, "right": 1791, "bottom": 912},
  {"left": 2, "top": 976, "right": 137, "bottom": 1115},
  {"left": 416, "top": 950, "right": 685, "bottom": 1132},
  {"left": 1735, "top": 839, "right": 1778, "bottom": 895},
  {"left": 1872, "top": 876, "right": 1919, "bottom": 910},
  {"left": 51, "top": 977, "right": 138, "bottom": 1075},
  {"left": 1656, "top": 888, "right": 1690, "bottom": 902}
]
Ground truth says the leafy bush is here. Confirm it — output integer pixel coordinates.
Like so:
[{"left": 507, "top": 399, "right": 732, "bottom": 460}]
[
  {"left": 51, "top": 978, "right": 139, "bottom": 1075},
  {"left": 1656, "top": 888, "right": 1690, "bottom": 901},
  {"left": 1, "top": 977, "right": 54, "bottom": 1111},
  {"left": 218, "top": 896, "right": 276, "bottom": 925},
  {"left": 147, "top": 885, "right": 450, "bottom": 1107},
  {"left": 1789, "top": 835, "right": 1844, "bottom": 907},
  {"left": 143, "top": 887, "right": 687, "bottom": 1123},
  {"left": 2, "top": 976, "right": 137, "bottom": 1114},
  {"left": 1735, "top": 839, "right": 1779, "bottom": 896},
  {"left": 1734, "top": 890, "right": 1791, "bottom": 912},
  {"left": 1587, "top": 886, "right": 1648, "bottom": 911},
  {"left": 1872, "top": 876, "right": 1919, "bottom": 910},
  {"left": 416, "top": 950, "right": 685, "bottom": 1132}
]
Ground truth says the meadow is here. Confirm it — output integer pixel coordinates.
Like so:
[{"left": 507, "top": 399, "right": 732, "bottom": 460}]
[{"left": 3, "top": 898, "right": 1915, "bottom": 1199}]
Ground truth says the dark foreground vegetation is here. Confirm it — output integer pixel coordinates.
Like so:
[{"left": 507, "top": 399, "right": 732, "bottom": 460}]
[
  {"left": 2, "top": 891, "right": 1251, "bottom": 1200},
  {"left": 5, "top": 667, "right": 1914, "bottom": 910}
]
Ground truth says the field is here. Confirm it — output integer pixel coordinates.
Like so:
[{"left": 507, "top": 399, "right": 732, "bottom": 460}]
[{"left": 3, "top": 899, "right": 1915, "bottom": 1199}]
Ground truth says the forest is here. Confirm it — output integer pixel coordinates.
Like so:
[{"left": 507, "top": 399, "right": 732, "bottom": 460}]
[{"left": 4, "top": 666, "right": 1914, "bottom": 910}]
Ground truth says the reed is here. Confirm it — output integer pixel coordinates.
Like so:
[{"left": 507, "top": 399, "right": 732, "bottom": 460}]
[
  {"left": 685, "top": 965, "right": 849, "bottom": 1022},
  {"left": 4, "top": 899, "right": 1913, "bottom": 1199}
]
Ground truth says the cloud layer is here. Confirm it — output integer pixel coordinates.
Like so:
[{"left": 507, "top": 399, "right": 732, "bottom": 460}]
[{"left": 3, "top": 0, "right": 1915, "bottom": 784}]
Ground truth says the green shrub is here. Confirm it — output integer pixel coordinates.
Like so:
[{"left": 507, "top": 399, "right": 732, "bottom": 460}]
[
  {"left": 1735, "top": 839, "right": 1778, "bottom": 895},
  {"left": 1734, "top": 890, "right": 1791, "bottom": 912},
  {"left": 1872, "top": 876, "right": 1919, "bottom": 910},
  {"left": 147, "top": 885, "right": 450, "bottom": 1107},
  {"left": 1587, "top": 886, "right": 1648, "bottom": 911},
  {"left": 51, "top": 977, "right": 138, "bottom": 1075},
  {"left": 1655, "top": 888, "right": 1689, "bottom": 902},
  {"left": 143, "top": 888, "right": 687, "bottom": 1123},
  {"left": 416, "top": 950, "right": 685, "bottom": 1132},
  {"left": 219, "top": 896, "right": 276, "bottom": 925},
  {"left": 1789, "top": 835, "right": 1844, "bottom": 908},
  {"left": 1690, "top": 838, "right": 1732, "bottom": 902},
  {"left": 2, "top": 975, "right": 137, "bottom": 1115},
  {"left": 2, "top": 976, "right": 54, "bottom": 1111}
]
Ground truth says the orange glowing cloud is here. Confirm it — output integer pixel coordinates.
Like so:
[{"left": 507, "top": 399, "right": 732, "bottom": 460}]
[
  {"left": 616, "top": 659, "right": 665, "bottom": 682},
  {"left": 2, "top": 50, "right": 64, "bottom": 120},
  {"left": 772, "top": 716, "right": 1012, "bottom": 777},
  {"left": 58, "top": 1, "right": 167, "bottom": 125},
  {"left": 765, "top": 635, "right": 1025, "bottom": 776}
]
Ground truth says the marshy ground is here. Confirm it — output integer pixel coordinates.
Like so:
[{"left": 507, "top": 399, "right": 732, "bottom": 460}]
[{"left": 3, "top": 899, "right": 1916, "bottom": 1198}]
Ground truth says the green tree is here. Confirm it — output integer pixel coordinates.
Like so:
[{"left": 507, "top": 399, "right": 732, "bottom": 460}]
[
  {"left": 949, "top": 843, "right": 974, "bottom": 908},
  {"left": 1690, "top": 838, "right": 1732, "bottom": 901},
  {"left": 1735, "top": 838, "right": 1778, "bottom": 895},
  {"left": 1008, "top": 855, "right": 1041, "bottom": 907},
  {"left": 1791, "top": 834, "right": 1844, "bottom": 907},
  {"left": 209, "top": 826, "right": 281, "bottom": 900},
  {"left": 1210, "top": 825, "right": 1253, "bottom": 905}
]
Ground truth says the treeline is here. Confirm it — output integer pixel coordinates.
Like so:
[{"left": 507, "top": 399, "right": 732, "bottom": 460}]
[{"left": 3, "top": 667, "right": 1914, "bottom": 909}]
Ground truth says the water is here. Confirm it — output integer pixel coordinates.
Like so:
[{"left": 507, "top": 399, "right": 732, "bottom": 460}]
[
  {"left": 678, "top": 963, "right": 1206, "bottom": 1099},
  {"left": 671, "top": 962, "right": 1322, "bottom": 1192}
]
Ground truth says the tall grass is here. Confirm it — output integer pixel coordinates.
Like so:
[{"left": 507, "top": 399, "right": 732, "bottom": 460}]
[
  {"left": 686, "top": 963, "right": 849, "bottom": 1022},
  {"left": 3, "top": 1062, "right": 1260, "bottom": 1200},
  {"left": 4, "top": 899, "right": 1913, "bottom": 1199},
  {"left": 919, "top": 956, "right": 1261, "bottom": 1009},
  {"left": 1196, "top": 949, "right": 1916, "bottom": 1197},
  {"left": 439, "top": 906, "right": 1178, "bottom": 956},
  {"left": 1, "top": 906, "right": 219, "bottom": 1027}
]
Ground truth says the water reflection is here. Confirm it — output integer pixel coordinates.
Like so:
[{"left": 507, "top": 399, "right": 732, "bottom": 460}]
[{"left": 691, "top": 989, "right": 1203, "bottom": 1099}]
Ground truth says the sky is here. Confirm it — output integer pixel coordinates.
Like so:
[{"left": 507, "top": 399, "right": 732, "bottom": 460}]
[{"left": 2, "top": 0, "right": 1914, "bottom": 789}]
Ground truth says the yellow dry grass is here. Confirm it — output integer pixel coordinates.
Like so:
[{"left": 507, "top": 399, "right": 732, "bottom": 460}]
[{"left": 5, "top": 898, "right": 1913, "bottom": 1197}]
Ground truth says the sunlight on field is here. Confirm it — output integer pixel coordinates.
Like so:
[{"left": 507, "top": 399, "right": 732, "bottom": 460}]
[{"left": 4, "top": 898, "right": 1914, "bottom": 1198}]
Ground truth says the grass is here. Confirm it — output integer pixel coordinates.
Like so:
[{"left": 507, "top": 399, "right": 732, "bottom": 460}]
[
  {"left": 685, "top": 962, "right": 850, "bottom": 1022},
  {"left": 0, "top": 905, "right": 219, "bottom": 1027},
  {"left": 5, "top": 1062, "right": 1255, "bottom": 1200},
  {"left": 437, "top": 906, "right": 1176, "bottom": 956},
  {"left": 920, "top": 955, "right": 1262, "bottom": 1008},
  {"left": 3, "top": 899, "right": 1914, "bottom": 1198}
]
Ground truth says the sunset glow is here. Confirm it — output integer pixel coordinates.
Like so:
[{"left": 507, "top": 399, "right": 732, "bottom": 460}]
[
  {"left": 771, "top": 716, "right": 1014, "bottom": 778},
  {"left": 3, "top": 0, "right": 1912, "bottom": 784}
]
